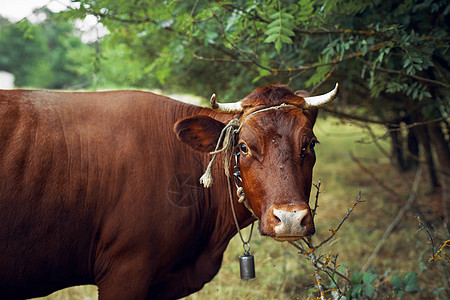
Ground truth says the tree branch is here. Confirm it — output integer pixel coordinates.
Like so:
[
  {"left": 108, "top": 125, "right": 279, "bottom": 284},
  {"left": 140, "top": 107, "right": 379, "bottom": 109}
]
[
  {"left": 272, "top": 43, "right": 385, "bottom": 73},
  {"left": 359, "top": 59, "right": 450, "bottom": 88}
]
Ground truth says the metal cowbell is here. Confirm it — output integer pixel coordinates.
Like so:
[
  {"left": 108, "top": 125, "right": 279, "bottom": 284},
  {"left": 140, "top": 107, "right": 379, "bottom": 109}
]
[{"left": 239, "top": 254, "right": 255, "bottom": 279}]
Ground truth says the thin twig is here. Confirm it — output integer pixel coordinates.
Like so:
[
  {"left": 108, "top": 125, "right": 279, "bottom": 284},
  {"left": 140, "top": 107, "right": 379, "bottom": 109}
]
[
  {"left": 192, "top": 52, "right": 251, "bottom": 64},
  {"left": 311, "top": 181, "right": 321, "bottom": 220},
  {"left": 429, "top": 240, "right": 450, "bottom": 263},
  {"left": 310, "top": 251, "right": 327, "bottom": 300},
  {"left": 317, "top": 255, "right": 351, "bottom": 284},
  {"left": 315, "top": 192, "right": 364, "bottom": 249},
  {"left": 416, "top": 216, "right": 436, "bottom": 258}
]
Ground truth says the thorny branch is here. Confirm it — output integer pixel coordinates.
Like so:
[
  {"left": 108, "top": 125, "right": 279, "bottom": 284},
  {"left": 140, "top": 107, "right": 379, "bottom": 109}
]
[
  {"left": 416, "top": 216, "right": 436, "bottom": 258},
  {"left": 417, "top": 217, "right": 450, "bottom": 263},
  {"left": 416, "top": 217, "right": 450, "bottom": 289},
  {"left": 288, "top": 242, "right": 351, "bottom": 284},
  {"left": 430, "top": 240, "right": 450, "bottom": 263},
  {"left": 289, "top": 185, "right": 365, "bottom": 299},
  {"left": 311, "top": 181, "right": 321, "bottom": 219}
]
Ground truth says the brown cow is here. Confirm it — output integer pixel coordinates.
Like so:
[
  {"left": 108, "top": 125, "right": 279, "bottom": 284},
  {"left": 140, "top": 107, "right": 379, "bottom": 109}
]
[{"left": 0, "top": 84, "right": 337, "bottom": 299}]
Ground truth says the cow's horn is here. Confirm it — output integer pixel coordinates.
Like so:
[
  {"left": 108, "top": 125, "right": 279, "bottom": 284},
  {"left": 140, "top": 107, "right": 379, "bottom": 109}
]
[
  {"left": 303, "top": 83, "right": 339, "bottom": 108},
  {"left": 210, "top": 94, "right": 243, "bottom": 113}
]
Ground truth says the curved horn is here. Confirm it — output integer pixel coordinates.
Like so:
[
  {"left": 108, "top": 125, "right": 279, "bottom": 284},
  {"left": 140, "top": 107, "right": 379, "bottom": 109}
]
[
  {"left": 303, "top": 83, "right": 339, "bottom": 108},
  {"left": 210, "top": 93, "right": 243, "bottom": 113}
]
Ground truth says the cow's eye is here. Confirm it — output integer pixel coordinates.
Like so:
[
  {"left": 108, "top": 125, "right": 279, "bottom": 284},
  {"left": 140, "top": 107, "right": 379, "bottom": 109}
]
[
  {"left": 310, "top": 141, "right": 316, "bottom": 151},
  {"left": 240, "top": 143, "right": 248, "bottom": 155}
]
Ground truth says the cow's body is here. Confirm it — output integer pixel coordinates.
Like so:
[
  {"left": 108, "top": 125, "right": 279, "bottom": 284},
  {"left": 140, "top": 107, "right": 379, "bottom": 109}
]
[
  {"left": 0, "top": 90, "right": 250, "bottom": 299},
  {"left": 0, "top": 84, "right": 338, "bottom": 299}
]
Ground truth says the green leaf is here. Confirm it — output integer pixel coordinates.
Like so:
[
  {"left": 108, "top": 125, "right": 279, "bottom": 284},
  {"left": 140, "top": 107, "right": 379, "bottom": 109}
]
[
  {"left": 365, "top": 283, "right": 375, "bottom": 297},
  {"left": 264, "top": 35, "right": 278, "bottom": 43},
  {"left": 280, "top": 12, "right": 294, "bottom": 20},
  {"left": 258, "top": 68, "right": 271, "bottom": 77},
  {"left": 321, "top": 46, "right": 334, "bottom": 55},
  {"left": 252, "top": 76, "right": 261, "bottom": 83},
  {"left": 412, "top": 57, "right": 423, "bottom": 64},
  {"left": 265, "top": 26, "right": 294, "bottom": 38},
  {"left": 363, "top": 272, "right": 378, "bottom": 284},
  {"left": 361, "top": 64, "right": 367, "bottom": 78},
  {"left": 391, "top": 276, "right": 403, "bottom": 289},
  {"left": 306, "top": 65, "right": 331, "bottom": 87},
  {"left": 260, "top": 51, "right": 270, "bottom": 69},
  {"left": 269, "top": 12, "right": 281, "bottom": 19},
  {"left": 205, "top": 30, "right": 218, "bottom": 45},
  {"left": 361, "top": 43, "right": 368, "bottom": 55},
  {"left": 405, "top": 284, "right": 420, "bottom": 292},
  {"left": 404, "top": 272, "right": 420, "bottom": 292},
  {"left": 281, "top": 27, "right": 295, "bottom": 37},
  {"left": 275, "top": 38, "right": 282, "bottom": 53},
  {"left": 369, "top": 70, "right": 375, "bottom": 88},
  {"left": 403, "top": 57, "right": 411, "bottom": 68},
  {"left": 351, "top": 284, "right": 363, "bottom": 298},
  {"left": 265, "top": 26, "right": 282, "bottom": 36},
  {"left": 267, "top": 18, "right": 282, "bottom": 28},
  {"left": 280, "top": 35, "right": 293, "bottom": 44}
]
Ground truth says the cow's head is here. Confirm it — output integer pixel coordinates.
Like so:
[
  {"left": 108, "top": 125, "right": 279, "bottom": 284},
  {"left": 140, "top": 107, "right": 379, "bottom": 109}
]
[{"left": 174, "top": 84, "right": 338, "bottom": 241}]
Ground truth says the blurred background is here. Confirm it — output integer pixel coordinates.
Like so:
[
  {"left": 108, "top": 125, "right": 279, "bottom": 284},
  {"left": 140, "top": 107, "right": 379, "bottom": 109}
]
[{"left": 0, "top": 0, "right": 448, "bottom": 299}]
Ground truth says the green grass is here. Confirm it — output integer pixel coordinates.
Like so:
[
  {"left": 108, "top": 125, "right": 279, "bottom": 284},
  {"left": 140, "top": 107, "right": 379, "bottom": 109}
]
[{"left": 34, "top": 115, "right": 447, "bottom": 299}]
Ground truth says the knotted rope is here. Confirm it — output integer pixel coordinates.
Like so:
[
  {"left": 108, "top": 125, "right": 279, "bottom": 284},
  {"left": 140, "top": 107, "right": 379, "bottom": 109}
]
[{"left": 199, "top": 118, "right": 240, "bottom": 188}]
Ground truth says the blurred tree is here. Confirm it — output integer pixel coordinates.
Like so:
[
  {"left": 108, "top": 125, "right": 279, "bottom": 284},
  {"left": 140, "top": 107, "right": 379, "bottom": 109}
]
[
  {"left": 67, "top": 0, "right": 450, "bottom": 229},
  {"left": 0, "top": 8, "right": 94, "bottom": 89},
  {"left": 0, "top": 17, "right": 47, "bottom": 86}
]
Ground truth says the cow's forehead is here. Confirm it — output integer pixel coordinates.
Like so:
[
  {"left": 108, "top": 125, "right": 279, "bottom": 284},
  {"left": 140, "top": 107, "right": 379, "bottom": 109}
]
[
  {"left": 238, "top": 107, "right": 315, "bottom": 146},
  {"left": 241, "top": 84, "right": 306, "bottom": 108}
]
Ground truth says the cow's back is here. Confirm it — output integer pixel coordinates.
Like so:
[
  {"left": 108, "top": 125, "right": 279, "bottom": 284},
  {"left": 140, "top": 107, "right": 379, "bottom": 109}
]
[{"left": 0, "top": 90, "right": 202, "bottom": 298}]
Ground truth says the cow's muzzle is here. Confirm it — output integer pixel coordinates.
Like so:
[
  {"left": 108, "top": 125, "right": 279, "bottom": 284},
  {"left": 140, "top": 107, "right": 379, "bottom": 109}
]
[{"left": 261, "top": 204, "right": 315, "bottom": 241}]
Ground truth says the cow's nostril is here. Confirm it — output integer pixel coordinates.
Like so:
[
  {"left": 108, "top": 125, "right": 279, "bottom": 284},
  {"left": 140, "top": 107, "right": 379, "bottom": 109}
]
[{"left": 273, "top": 214, "right": 282, "bottom": 224}]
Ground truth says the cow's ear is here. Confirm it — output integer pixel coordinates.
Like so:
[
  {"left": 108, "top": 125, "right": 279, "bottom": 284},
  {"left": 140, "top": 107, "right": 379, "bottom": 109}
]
[
  {"left": 304, "top": 108, "right": 318, "bottom": 126},
  {"left": 174, "top": 115, "right": 225, "bottom": 152}
]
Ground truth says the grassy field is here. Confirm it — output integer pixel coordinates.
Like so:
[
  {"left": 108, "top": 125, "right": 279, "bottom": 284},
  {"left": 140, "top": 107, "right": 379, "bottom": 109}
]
[{"left": 34, "top": 115, "right": 448, "bottom": 300}]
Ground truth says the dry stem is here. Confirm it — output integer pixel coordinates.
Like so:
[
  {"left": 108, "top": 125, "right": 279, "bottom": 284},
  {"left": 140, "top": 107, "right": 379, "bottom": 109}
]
[{"left": 289, "top": 185, "right": 364, "bottom": 299}]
